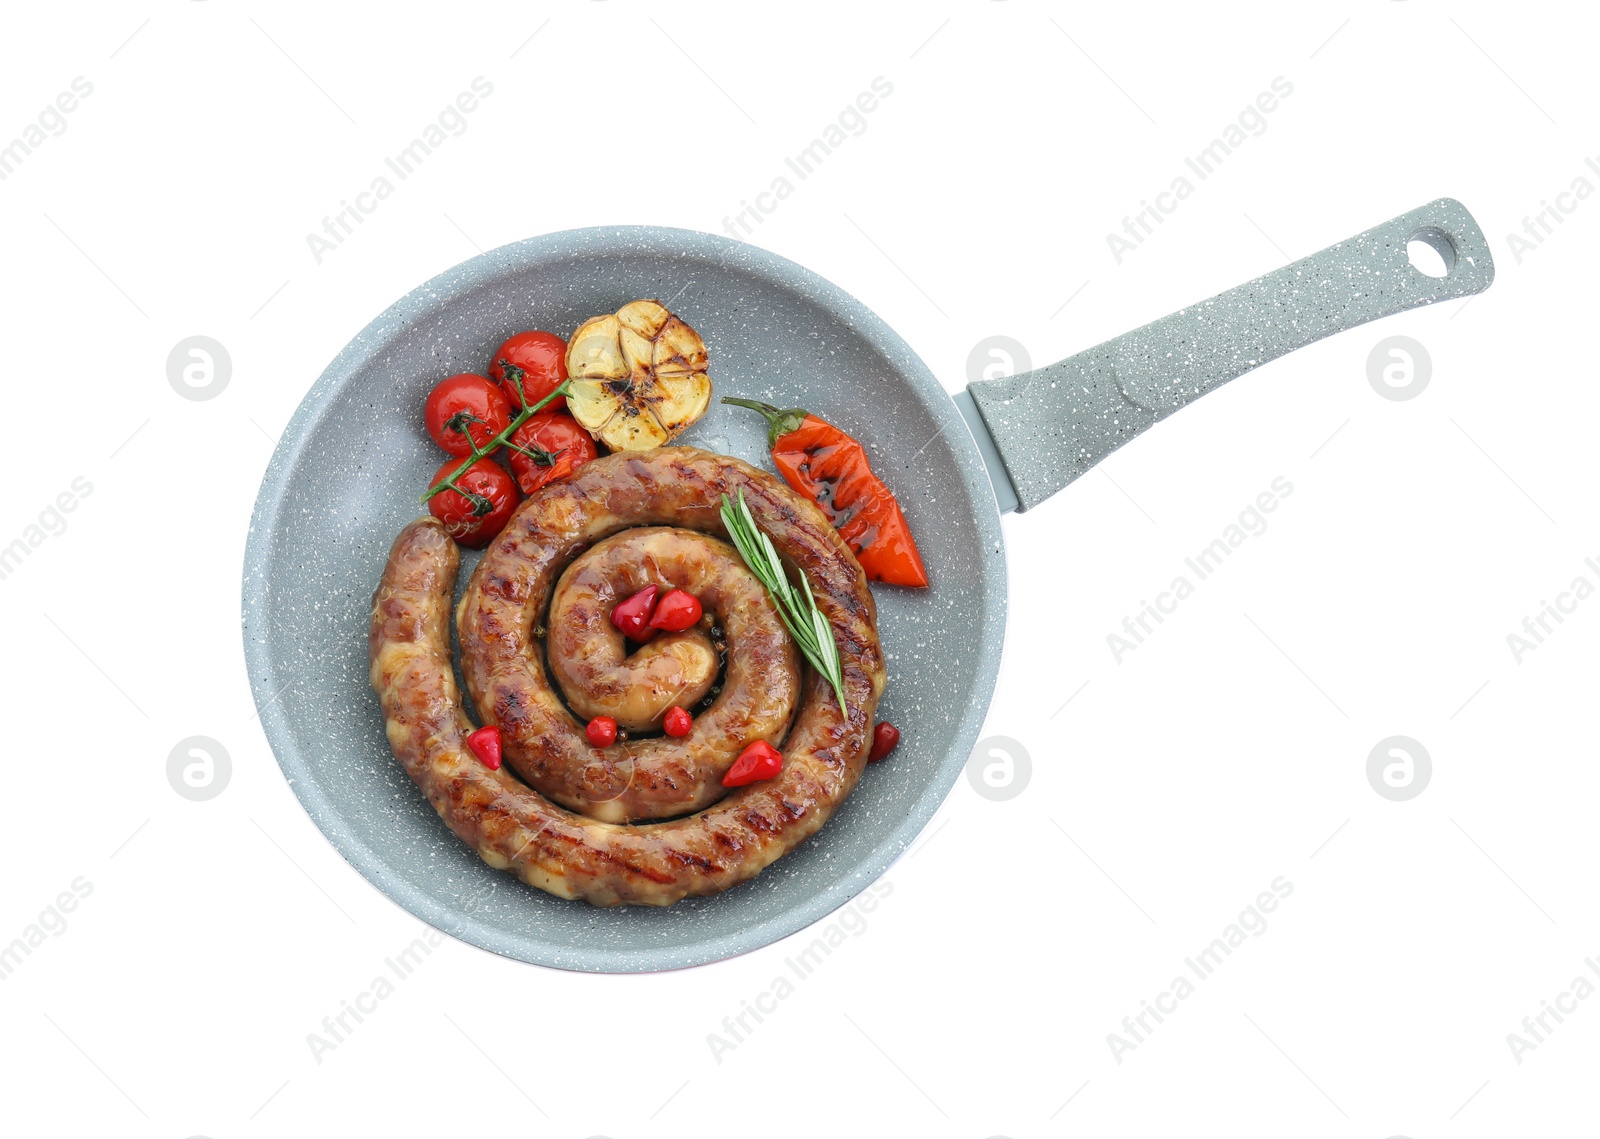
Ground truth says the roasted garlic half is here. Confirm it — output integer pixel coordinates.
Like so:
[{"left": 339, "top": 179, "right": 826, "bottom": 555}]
[{"left": 565, "top": 300, "right": 711, "bottom": 450}]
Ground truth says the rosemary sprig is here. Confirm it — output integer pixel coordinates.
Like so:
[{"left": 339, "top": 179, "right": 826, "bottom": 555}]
[{"left": 719, "top": 488, "right": 847, "bottom": 712}]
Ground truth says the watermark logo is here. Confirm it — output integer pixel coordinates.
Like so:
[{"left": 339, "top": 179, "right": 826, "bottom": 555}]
[
  {"left": 1504, "top": 157, "right": 1599, "bottom": 264},
  {"left": 307, "top": 926, "right": 445, "bottom": 1064},
  {"left": 0, "top": 475, "right": 93, "bottom": 584},
  {"left": 706, "top": 880, "right": 892, "bottom": 1063},
  {"left": 722, "top": 77, "right": 894, "bottom": 240},
  {"left": 1366, "top": 735, "right": 1430, "bottom": 801},
  {"left": 167, "top": 736, "right": 231, "bottom": 801},
  {"left": 0, "top": 876, "right": 93, "bottom": 982},
  {"left": 0, "top": 76, "right": 93, "bottom": 183},
  {"left": 1106, "top": 476, "right": 1294, "bottom": 662},
  {"left": 1506, "top": 958, "right": 1600, "bottom": 1064},
  {"left": 1506, "top": 557, "right": 1599, "bottom": 663},
  {"left": 967, "top": 735, "right": 1031, "bottom": 801},
  {"left": 1366, "top": 335, "right": 1430, "bottom": 401},
  {"left": 167, "top": 336, "right": 231, "bottom": 401},
  {"left": 1107, "top": 877, "right": 1294, "bottom": 1063},
  {"left": 436, "top": 872, "right": 504, "bottom": 935},
  {"left": 1105, "top": 77, "right": 1294, "bottom": 263},
  {"left": 966, "top": 336, "right": 1031, "bottom": 383},
  {"left": 303, "top": 78, "right": 494, "bottom": 264}
]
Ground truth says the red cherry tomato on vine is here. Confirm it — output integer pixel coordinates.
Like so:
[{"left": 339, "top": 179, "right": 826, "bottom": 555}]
[
  {"left": 648, "top": 588, "right": 703, "bottom": 632},
  {"left": 663, "top": 706, "right": 692, "bottom": 738},
  {"left": 424, "top": 374, "right": 511, "bottom": 457},
  {"left": 610, "top": 585, "right": 659, "bottom": 643},
  {"left": 507, "top": 411, "right": 599, "bottom": 495},
  {"left": 490, "top": 330, "right": 568, "bottom": 411},
  {"left": 427, "top": 457, "right": 519, "bottom": 548}
]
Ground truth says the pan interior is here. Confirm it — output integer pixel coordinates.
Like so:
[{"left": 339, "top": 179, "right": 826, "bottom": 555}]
[{"left": 242, "top": 227, "right": 1006, "bottom": 971}]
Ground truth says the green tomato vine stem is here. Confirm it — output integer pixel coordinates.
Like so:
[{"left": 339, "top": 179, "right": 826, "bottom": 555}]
[{"left": 420, "top": 378, "right": 573, "bottom": 505}]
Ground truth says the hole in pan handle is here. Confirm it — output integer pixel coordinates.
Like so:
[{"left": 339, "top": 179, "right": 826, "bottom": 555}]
[{"left": 958, "top": 197, "right": 1495, "bottom": 514}]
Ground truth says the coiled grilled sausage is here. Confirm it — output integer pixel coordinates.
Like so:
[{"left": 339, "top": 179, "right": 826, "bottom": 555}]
[
  {"left": 541, "top": 526, "right": 801, "bottom": 808},
  {"left": 369, "top": 447, "right": 885, "bottom": 906}
]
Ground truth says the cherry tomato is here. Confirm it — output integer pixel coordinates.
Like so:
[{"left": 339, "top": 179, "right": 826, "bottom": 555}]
[
  {"left": 868, "top": 722, "right": 899, "bottom": 762},
  {"left": 507, "top": 411, "right": 599, "bottom": 495},
  {"left": 723, "top": 740, "right": 783, "bottom": 787},
  {"left": 424, "top": 374, "right": 511, "bottom": 457},
  {"left": 648, "top": 588, "right": 703, "bottom": 632},
  {"left": 663, "top": 706, "right": 692, "bottom": 738},
  {"left": 427, "top": 457, "right": 519, "bottom": 548},
  {"left": 586, "top": 716, "right": 618, "bottom": 747},
  {"left": 490, "top": 330, "right": 568, "bottom": 411},
  {"left": 610, "top": 585, "right": 659, "bottom": 642},
  {"left": 466, "top": 725, "right": 503, "bottom": 770}
]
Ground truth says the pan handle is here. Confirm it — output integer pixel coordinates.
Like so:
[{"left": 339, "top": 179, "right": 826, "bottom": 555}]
[{"left": 962, "top": 198, "right": 1494, "bottom": 512}]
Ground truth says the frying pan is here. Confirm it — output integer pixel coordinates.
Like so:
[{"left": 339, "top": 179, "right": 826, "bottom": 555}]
[{"left": 243, "top": 198, "right": 1493, "bottom": 972}]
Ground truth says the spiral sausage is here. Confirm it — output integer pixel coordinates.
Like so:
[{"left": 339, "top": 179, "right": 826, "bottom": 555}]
[
  {"left": 547, "top": 530, "right": 723, "bottom": 734},
  {"left": 544, "top": 527, "right": 801, "bottom": 784},
  {"left": 368, "top": 447, "right": 885, "bottom": 906}
]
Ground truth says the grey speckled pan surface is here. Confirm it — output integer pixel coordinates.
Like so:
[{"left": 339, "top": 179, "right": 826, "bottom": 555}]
[
  {"left": 242, "top": 227, "right": 1007, "bottom": 973},
  {"left": 244, "top": 202, "right": 1491, "bottom": 972}
]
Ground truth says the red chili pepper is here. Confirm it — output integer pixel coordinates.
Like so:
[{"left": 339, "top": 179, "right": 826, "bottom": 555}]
[
  {"left": 649, "top": 588, "right": 703, "bottom": 632},
  {"left": 586, "top": 715, "right": 618, "bottom": 747},
  {"left": 723, "top": 398, "right": 928, "bottom": 588},
  {"left": 868, "top": 721, "right": 899, "bottom": 762},
  {"left": 723, "top": 739, "right": 784, "bottom": 787},
  {"left": 466, "top": 725, "right": 503, "bottom": 770},
  {"left": 610, "top": 585, "right": 659, "bottom": 642},
  {"left": 663, "top": 706, "right": 692, "bottom": 737}
]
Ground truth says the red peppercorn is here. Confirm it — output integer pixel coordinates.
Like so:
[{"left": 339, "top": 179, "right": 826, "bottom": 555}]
[
  {"left": 663, "top": 706, "right": 693, "bottom": 737},
  {"left": 586, "top": 715, "right": 618, "bottom": 747},
  {"left": 466, "top": 725, "right": 503, "bottom": 770},
  {"left": 868, "top": 722, "right": 899, "bottom": 762},
  {"left": 723, "top": 740, "right": 783, "bottom": 787},
  {"left": 648, "top": 588, "right": 704, "bottom": 632},
  {"left": 610, "top": 585, "right": 659, "bottom": 642}
]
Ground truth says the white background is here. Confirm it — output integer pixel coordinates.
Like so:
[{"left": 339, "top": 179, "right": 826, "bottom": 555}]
[{"left": 1, "top": 1, "right": 1596, "bottom": 1135}]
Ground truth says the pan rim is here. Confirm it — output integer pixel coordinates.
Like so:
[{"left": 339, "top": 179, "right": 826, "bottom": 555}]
[{"left": 241, "top": 224, "right": 1008, "bottom": 972}]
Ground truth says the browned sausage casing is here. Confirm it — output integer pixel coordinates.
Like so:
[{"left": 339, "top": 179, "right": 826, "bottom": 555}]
[
  {"left": 539, "top": 526, "right": 801, "bottom": 814},
  {"left": 369, "top": 447, "right": 885, "bottom": 906}
]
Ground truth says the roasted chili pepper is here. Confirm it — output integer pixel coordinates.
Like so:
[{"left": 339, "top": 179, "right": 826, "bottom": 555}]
[
  {"left": 466, "top": 725, "right": 503, "bottom": 770},
  {"left": 610, "top": 585, "right": 659, "bottom": 642},
  {"left": 723, "top": 739, "right": 784, "bottom": 787},
  {"left": 662, "top": 706, "right": 693, "bottom": 737},
  {"left": 648, "top": 588, "right": 703, "bottom": 632},
  {"left": 723, "top": 398, "right": 928, "bottom": 588},
  {"left": 586, "top": 715, "right": 618, "bottom": 747},
  {"left": 868, "top": 721, "right": 900, "bottom": 762}
]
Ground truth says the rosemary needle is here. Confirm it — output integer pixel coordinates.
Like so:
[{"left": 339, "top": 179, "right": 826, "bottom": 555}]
[{"left": 719, "top": 489, "right": 847, "bottom": 712}]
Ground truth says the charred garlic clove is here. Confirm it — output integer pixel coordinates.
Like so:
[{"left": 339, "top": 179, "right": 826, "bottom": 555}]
[{"left": 565, "top": 300, "right": 711, "bottom": 451}]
